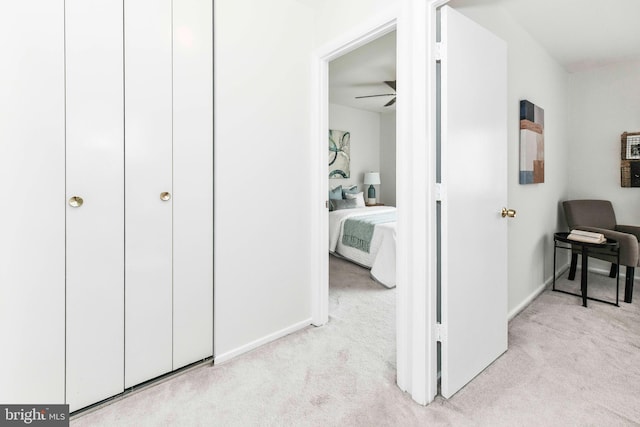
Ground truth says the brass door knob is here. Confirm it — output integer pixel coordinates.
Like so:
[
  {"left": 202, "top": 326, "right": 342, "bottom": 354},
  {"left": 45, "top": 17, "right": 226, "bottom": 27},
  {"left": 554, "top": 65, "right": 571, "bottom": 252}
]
[
  {"left": 501, "top": 207, "right": 516, "bottom": 218},
  {"left": 160, "top": 192, "right": 171, "bottom": 201},
  {"left": 69, "top": 196, "right": 84, "bottom": 208}
]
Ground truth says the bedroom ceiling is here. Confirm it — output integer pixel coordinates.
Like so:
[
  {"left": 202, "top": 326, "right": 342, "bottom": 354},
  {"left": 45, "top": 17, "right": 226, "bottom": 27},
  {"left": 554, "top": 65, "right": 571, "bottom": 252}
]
[
  {"left": 328, "top": 0, "right": 640, "bottom": 113},
  {"left": 329, "top": 31, "right": 396, "bottom": 114}
]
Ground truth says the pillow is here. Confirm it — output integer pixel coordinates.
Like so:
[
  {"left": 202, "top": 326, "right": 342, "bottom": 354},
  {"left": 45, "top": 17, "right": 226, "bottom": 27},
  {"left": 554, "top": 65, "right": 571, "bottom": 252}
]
[
  {"left": 341, "top": 185, "right": 359, "bottom": 198},
  {"left": 330, "top": 198, "right": 359, "bottom": 211},
  {"left": 329, "top": 185, "right": 343, "bottom": 200},
  {"left": 344, "top": 191, "right": 366, "bottom": 208},
  {"left": 329, "top": 186, "right": 342, "bottom": 211}
]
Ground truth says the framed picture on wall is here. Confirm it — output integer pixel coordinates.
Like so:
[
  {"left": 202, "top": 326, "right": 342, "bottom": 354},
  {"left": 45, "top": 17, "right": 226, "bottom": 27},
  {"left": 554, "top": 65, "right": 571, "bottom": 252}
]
[
  {"left": 329, "top": 129, "right": 351, "bottom": 179},
  {"left": 621, "top": 131, "right": 640, "bottom": 187},
  {"left": 519, "top": 99, "right": 545, "bottom": 184},
  {"left": 625, "top": 134, "right": 640, "bottom": 160}
]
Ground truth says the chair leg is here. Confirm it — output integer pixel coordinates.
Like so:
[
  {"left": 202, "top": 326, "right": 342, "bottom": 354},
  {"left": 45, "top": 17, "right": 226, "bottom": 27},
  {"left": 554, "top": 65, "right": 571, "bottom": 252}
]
[
  {"left": 624, "top": 266, "right": 635, "bottom": 303},
  {"left": 568, "top": 253, "right": 578, "bottom": 280},
  {"left": 610, "top": 263, "right": 618, "bottom": 278}
]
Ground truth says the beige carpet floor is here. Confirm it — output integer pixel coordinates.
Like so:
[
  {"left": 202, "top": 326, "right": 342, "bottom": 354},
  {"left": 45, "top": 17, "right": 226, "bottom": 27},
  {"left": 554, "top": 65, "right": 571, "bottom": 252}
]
[{"left": 72, "top": 257, "right": 640, "bottom": 426}]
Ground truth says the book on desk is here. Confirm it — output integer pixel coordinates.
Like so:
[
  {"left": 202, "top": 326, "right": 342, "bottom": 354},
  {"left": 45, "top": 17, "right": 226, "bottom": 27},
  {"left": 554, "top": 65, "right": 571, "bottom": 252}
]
[{"left": 567, "top": 229, "right": 606, "bottom": 244}]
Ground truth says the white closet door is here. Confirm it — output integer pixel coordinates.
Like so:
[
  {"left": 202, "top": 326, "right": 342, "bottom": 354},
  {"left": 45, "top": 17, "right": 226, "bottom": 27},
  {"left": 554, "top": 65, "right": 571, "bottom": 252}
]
[
  {"left": 173, "top": 0, "right": 214, "bottom": 368},
  {"left": 440, "top": 6, "right": 508, "bottom": 398},
  {"left": 65, "top": 0, "right": 125, "bottom": 411},
  {"left": 0, "top": 0, "right": 65, "bottom": 404},
  {"left": 124, "top": 0, "right": 174, "bottom": 388}
]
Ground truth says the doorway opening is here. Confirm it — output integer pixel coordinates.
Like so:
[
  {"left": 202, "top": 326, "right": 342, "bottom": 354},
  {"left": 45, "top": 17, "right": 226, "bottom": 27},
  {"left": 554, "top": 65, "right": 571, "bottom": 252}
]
[
  {"left": 309, "top": 13, "right": 412, "bottom": 386},
  {"left": 310, "top": 1, "right": 441, "bottom": 405},
  {"left": 327, "top": 29, "right": 398, "bottom": 382}
]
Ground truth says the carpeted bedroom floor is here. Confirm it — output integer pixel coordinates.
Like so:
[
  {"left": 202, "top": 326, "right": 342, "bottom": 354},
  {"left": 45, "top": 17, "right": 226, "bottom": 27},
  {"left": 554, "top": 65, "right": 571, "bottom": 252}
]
[{"left": 72, "top": 256, "right": 640, "bottom": 426}]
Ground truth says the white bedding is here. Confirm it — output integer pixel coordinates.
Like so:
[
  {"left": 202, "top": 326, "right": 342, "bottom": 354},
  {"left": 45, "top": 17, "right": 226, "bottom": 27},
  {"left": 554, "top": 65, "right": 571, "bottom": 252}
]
[{"left": 329, "top": 206, "right": 396, "bottom": 288}]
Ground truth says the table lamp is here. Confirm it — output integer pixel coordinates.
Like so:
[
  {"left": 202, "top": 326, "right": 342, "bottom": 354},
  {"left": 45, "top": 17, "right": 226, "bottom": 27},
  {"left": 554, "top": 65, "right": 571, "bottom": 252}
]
[{"left": 364, "top": 172, "right": 380, "bottom": 205}]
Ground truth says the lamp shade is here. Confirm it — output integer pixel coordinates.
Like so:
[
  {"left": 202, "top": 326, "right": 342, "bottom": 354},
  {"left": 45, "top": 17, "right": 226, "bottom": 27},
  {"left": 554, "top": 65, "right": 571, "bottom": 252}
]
[{"left": 364, "top": 172, "right": 380, "bottom": 185}]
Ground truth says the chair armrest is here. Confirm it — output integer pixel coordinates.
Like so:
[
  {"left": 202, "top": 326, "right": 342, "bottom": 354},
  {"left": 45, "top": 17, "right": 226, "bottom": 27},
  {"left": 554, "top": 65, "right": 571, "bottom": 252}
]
[
  {"left": 573, "top": 226, "right": 639, "bottom": 267},
  {"left": 616, "top": 225, "right": 640, "bottom": 242}
]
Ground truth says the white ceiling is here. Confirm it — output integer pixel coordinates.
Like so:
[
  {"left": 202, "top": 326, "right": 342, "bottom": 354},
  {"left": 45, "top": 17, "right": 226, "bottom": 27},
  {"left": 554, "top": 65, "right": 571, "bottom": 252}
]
[
  {"left": 328, "top": 0, "right": 640, "bottom": 113},
  {"left": 451, "top": 0, "right": 640, "bottom": 73},
  {"left": 328, "top": 31, "right": 397, "bottom": 114}
]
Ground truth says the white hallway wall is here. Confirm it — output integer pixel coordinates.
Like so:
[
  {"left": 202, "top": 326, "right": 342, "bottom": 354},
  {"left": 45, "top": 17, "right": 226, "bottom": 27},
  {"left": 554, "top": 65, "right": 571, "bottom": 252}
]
[
  {"left": 329, "top": 103, "right": 381, "bottom": 197},
  {"left": 310, "top": 0, "right": 399, "bottom": 47},
  {"left": 214, "top": 0, "right": 399, "bottom": 359},
  {"left": 450, "top": 3, "right": 570, "bottom": 315},
  {"left": 214, "top": 0, "right": 315, "bottom": 358},
  {"left": 567, "top": 60, "right": 640, "bottom": 224}
]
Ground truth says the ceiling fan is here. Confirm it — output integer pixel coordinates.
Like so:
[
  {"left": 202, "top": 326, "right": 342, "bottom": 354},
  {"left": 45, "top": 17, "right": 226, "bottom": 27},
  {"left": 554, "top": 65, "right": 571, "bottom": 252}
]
[{"left": 355, "top": 80, "right": 396, "bottom": 107}]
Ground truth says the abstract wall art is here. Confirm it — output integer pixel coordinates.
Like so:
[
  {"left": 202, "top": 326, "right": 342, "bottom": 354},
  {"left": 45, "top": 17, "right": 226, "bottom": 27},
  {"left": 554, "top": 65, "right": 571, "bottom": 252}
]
[
  {"left": 329, "top": 129, "right": 350, "bottom": 179},
  {"left": 519, "top": 100, "right": 544, "bottom": 184}
]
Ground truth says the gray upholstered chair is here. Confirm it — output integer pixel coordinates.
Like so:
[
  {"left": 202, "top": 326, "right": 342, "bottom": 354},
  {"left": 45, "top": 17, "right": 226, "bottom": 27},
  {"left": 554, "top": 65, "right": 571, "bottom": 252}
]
[{"left": 562, "top": 200, "right": 640, "bottom": 302}]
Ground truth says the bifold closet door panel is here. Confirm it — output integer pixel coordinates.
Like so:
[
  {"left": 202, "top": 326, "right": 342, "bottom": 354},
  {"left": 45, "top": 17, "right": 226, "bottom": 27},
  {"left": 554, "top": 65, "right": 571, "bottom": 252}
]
[
  {"left": 172, "top": 0, "right": 214, "bottom": 368},
  {"left": 0, "top": 1, "right": 65, "bottom": 404},
  {"left": 65, "top": 0, "right": 124, "bottom": 411},
  {"left": 124, "top": 0, "right": 174, "bottom": 388}
]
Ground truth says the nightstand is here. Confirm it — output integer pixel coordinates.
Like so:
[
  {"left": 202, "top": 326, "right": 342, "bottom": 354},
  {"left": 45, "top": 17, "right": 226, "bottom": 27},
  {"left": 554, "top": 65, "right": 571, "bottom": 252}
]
[{"left": 366, "top": 203, "right": 384, "bottom": 207}]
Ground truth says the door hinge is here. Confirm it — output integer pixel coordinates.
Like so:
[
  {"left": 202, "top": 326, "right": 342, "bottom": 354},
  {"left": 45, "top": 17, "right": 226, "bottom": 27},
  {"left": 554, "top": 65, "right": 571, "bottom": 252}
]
[
  {"left": 436, "top": 322, "right": 446, "bottom": 342},
  {"left": 325, "top": 200, "right": 329, "bottom": 209},
  {"left": 435, "top": 42, "right": 443, "bottom": 61},
  {"left": 435, "top": 183, "right": 445, "bottom": 202}
]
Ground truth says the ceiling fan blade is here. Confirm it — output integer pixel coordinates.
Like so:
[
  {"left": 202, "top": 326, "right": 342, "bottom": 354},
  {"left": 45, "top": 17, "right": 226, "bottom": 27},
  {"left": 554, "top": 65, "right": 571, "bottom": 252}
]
[
  {"left": 355, "top": 93, "right": 396, "bottom": 99},
  {"left": 384, "top": 80, "right": 396, "bottom": 91},
  {"left": 384, "top": 97, "right": 396, "bottom": 107}
]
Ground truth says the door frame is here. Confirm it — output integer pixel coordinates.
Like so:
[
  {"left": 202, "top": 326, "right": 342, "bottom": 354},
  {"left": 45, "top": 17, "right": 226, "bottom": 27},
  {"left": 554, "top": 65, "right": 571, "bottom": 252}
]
[{"left": 309, "top": 0, "right": 449, "bottom": 405}]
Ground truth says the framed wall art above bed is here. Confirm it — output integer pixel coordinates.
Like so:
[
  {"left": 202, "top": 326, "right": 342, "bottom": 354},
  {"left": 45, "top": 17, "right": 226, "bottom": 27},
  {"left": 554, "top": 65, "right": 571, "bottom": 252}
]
[{"left": 329, "top": 129, "right": 350, "bottom": 179}]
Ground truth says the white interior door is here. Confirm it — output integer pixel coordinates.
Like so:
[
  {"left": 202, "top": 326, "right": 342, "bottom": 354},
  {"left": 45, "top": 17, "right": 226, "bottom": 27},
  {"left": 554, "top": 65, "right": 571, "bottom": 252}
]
[
  {"left": 65, "top": 0, "right": 125, "bottom": 411},
  {"left": 172, "top": 0, "right": 214, "bottom": 368},
  {"left": 124, "top": 0, "right": 174, "bottom": 388},
  {"left": 0, "top": 0, "right": 66, "bottom": 404},
  {"left": 440, "top": 5, "right": 508, "bottom": 398}
]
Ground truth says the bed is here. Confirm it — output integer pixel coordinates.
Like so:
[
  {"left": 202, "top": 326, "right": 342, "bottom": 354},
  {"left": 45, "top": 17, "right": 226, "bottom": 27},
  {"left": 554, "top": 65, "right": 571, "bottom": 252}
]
[{"left": 329, "top": 205, "right": 397, "bottom": 288}]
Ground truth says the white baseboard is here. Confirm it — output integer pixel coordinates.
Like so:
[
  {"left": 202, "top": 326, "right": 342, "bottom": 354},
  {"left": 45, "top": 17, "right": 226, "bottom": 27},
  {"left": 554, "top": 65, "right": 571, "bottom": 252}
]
[
  {"left": 508, "top": 283, "right": 546, "bottom": 321},
  {"left": 587, "top": 265, "right": 635, "bottom": 280},
  {"left": 508, "top": 261, "right": 638, "bottom": 322},
  {"left": 214, "top": 318, "right": 312, "bottom": 365},
  {"left": 508, "top": 263, "right": 570, "bottom": 321}
]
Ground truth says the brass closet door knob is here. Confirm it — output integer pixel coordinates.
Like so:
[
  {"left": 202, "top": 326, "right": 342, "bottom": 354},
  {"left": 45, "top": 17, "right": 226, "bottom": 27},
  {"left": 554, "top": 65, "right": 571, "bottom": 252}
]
[
  {"left": 69, "top": 196, "right": 84, "bottom": 208},
  {"left": 160, "top": 192, "right": 171, "bottom": 201},
  {"left": 501, "top": 207, "right": 516, "bottom": 218}
]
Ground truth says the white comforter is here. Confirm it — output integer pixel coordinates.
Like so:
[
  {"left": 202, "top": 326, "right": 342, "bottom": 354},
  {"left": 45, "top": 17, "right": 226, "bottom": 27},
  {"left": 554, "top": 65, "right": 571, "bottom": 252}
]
[{"left": 329, "top": 206, "right": 396, "bottom": 288}]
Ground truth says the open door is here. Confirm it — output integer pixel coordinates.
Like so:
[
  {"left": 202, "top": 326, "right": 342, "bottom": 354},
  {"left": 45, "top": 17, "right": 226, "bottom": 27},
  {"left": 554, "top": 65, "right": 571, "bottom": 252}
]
[{"left": 439, "top": 5, "right": 509, "bottom": 398}]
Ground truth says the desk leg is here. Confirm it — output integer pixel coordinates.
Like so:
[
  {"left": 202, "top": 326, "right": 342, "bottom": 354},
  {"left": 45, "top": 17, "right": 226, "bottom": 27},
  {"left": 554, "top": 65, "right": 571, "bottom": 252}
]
[{"left": 581, "top": 248, "right": 588, "bottom": 307}]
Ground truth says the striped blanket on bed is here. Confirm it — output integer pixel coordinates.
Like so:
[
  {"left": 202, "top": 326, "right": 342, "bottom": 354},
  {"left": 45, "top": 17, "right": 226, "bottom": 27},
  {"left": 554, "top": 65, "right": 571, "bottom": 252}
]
[{"left": 342, "top": 211, "right": 396, "bottom": 253}]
